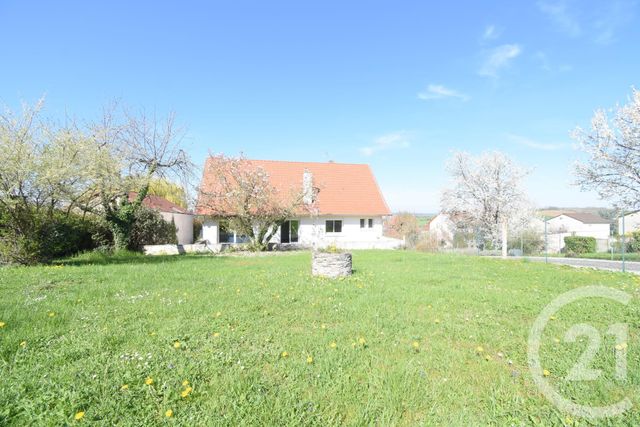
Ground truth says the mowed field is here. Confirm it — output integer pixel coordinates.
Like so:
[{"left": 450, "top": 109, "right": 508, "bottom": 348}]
[{"left": 0, "top": 251, "right": 638, "bottom": 426}]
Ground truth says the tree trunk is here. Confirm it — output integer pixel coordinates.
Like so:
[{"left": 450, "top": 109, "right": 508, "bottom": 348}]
[{"left": 501, "top": 221, "right": 508, "bottom": 259}]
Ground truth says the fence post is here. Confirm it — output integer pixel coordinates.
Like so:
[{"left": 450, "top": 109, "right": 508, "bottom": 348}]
[
  {"left": 544, "top": 219, "right": 548, "bottom": 264},
  {"left": 621, "top": 211, "right": 626, "bottom": 273}
]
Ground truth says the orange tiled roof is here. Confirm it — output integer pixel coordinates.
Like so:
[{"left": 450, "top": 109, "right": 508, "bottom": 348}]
[
  {"left": 196, "top": 158, "right": 391, "bottom": 216},
  {"left": 129, "top": 192, "right": 191, "bottom": 214}
]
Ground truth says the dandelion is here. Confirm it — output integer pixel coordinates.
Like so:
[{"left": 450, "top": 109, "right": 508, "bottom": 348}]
[
  {"left": 20, "top": 341, "right": 27, "bottom": 348},
  {"left": 215, "top": 311, "right": 222, "bottom": 317},
  {"left": 358, "top": 337, "right": 366, "bottom": 345},
  {"left": 149, "top": 332, "right": 156, "bottom": 336},
  {"left": 434, "top": 319, "right": 440, "bottom": 324},
  {"left": 181, "top": 386, "right": 193, "bottom": 398},
  {"left": 74, "top": 411, "right": 85, "bottom": 421},
  {"left": 329, "top": 342, "right": 337, "bottom": 349},
  {"left": 412, "top": 341, "right": 420, "bottom": 350},
  {"left": 48, "top": 312, "right": 56, "bottom": 317},
  {"left": 543, "top": 369, "right": 551, "bottom": 377},
  {"left": 0, "top": 321, "right": 5, "bottom": 328},
  {"left": 321, "top": 323, "right": 327, "bottom": 329},
  {"left": 173, "top": 341, "right": 181, "bottom": 349},
  {"left": 145, "top": 377, "right": 154, "bottom": 385},
  {"left": 553, "top": 338, "right": 560, "bottom": 343},
  {"left": 281, "top": 351, "right": 289, "bottom": 358},
  {"left": 307, "top": 356, "right": 314, "bottom": 364},
  {"left": 476, "top": 346, "right": 484, "bottom": 353},
  {"left": 120, "top": 384, "right": 129, "bottom": 390},
  {"left": 165, "top": 409, "right": 173, "bottom": 417},
  {"left": 182, "top": 380, "right": 189, "bottom": 387},
  {"left": 549, "top": 316, "right": 556, "bottom": 320},
  {"left": 213, "top": 332, "right": 220, "bottom": 337},
  {"left": 485, "top": 355, "right": 492, "bottom": 361},
  {"left": 615, "top": 342, "right": 628, "bottom": 351}
]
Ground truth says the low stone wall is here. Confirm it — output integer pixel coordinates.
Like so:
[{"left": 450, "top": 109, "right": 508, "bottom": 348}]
[
  {"left": 312, "top": 252, "right": 352, "bottom": 278},
  {"left": 143, "top": 244, "right": 220, "bottom": 256}
]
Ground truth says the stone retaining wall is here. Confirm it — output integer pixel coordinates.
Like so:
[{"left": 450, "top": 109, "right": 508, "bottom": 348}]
[{"left": 312, "top": 252, "right": 352, "bottom": 278}]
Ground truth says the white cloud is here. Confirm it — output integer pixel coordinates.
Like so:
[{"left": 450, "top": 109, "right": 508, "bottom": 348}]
[
  {"left": 478, "top": 44, "right": 522, "bottom": 78},
  {"left": 537, "top": 1, "right": 582, "bottom": 37},
  {"left": 507, "top": 133, "right": 566, "bottom": 151},
  {"left": 359, "top": 132, "right": 410, "bottom": 157},
  {"left": 417, "top": 84, "right": 469, "bottom": 101},
  {"left": 481, "top": 25, "right": 500, "bottom": 41}
]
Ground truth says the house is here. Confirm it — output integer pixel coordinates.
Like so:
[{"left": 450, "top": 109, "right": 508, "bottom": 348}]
[
  {"left": 195, "top": 159, "right": 402, "bottom": 249},
  {"left": 425, "top": 213, "right": 456, "bottom": 248},
  {"left": 618, "top": 211, "right": 640, "bottom": 234},
  {"left": 129, "top": 192, "right": 194, "bottom": 245},
  {"left": 545, "top": 212, "right": 611, "bottom": 252}
]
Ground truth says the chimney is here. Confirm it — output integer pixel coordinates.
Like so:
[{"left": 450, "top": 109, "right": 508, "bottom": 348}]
[{"left": 303, "top": 169, "right": 313, "bottom": 205}]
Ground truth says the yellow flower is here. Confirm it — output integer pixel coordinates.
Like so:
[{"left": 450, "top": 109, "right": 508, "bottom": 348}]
[
  {"left": 549, "top": 316, "right": 556, "bottom": 320},
  {"left": 74, "top": 411, "right": 85, "bottom": 421},
  {"left": 358, "top": 337, "right": 366, "bottom": 345},
  {"left": 615, "top": 342, "right": 628, "bottom": 351},
  {"left": 215, "top": 311, "right": 222, "bottom": 317},
  {"left": 48, "top": 312, "right": 56, "bottom": 317},
  {"left": 120, "top": 384, "right": 129, "bottom": 390},
  {"left": 20, "top": 341, "right": 27, "bottom": 348},
  {"left": 181, "top": 386, "right": 193, "bottom": 398},
  {"left": 434, "top": 319, "right": 441, "bottom": 324},
  {"left": 165, "top": 409, "right": 173, "bottom": 418},
  {"left": 543, "top": 369, "right": 551, "bottom": 377},
  {"left": 149, "top": 332, "right": 156, "bottom": 336},
  {"left": 281, "top": 351, "right": 289, "bottom": 358},
  {"left": 485, "top": 355, "right": 492, "bottom": 361},
  {"left": 307, "top": 356, "right": 313, "bottom": 364},
  {"left": 412, "top": 341, "right": 420, "bottom": 349},
  {"left": 476, "top": 346, "right": 484, "bottom": 353},
  {"left": 0, "top": 321, "right": 5, "bottom": 328},
  {"left": 213, "top": 332, "right": 220, "bottom": 338},
  {"left": 329, "top": 342, "right": 337, "bottom": 349},
  {"left": 173, "top": 341, "right": 181, "bottom": 349},
  {"left": 145, "top": 377, "right": 154, "bottom": 385},
  {"left": 182, "top": 380, "right": 189, "bottom": 387},
  {"left": 321, "top": 323, "right": 327, "bottom": 329}
]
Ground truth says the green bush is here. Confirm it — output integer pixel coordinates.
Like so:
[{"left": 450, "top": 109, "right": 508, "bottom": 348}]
[
  {"left": 128, "top": 207, "right": 177, "bottom": 251},
  {"left": 627, "top": 231, "right": 640, "bottom": 253},
  {"left": 564, "top": 236, "right": 596, "bottom": 256}
]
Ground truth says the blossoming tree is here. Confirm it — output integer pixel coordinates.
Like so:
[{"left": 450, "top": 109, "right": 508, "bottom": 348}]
[
  {"left": 441, "top": 151, "right": 534, "bottom": 258},
  {"left": 573, "top": 88, "right": 640, "bottom": 210}
]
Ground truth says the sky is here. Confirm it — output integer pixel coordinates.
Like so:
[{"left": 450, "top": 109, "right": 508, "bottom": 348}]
[{"left": 1, "top": 0, "right": 639, "bottom": 213}]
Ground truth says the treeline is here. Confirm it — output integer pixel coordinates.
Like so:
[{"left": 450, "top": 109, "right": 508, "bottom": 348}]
[{"left": 0, "top": 100, "right": 192, "bottom": 265}]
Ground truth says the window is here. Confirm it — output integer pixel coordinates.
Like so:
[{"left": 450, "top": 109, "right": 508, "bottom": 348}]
[
  {"left": 281, "top": 220, "right": 299, "bottom": 243},
  {"left": 360, "top": 218, "right": 365, "bottom": 228},
  {"left": 361, "top": 218, "right": 374, "bottom": 229},
  {"left": 326, "top": 220, "right": 342, "bottom": 233},
  {"left": 368, "top": 218, "right": 373, "bottom": 228}
]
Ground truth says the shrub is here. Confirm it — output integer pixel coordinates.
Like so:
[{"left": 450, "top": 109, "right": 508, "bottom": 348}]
[
  {"left": 564, "top": 236, "right": 596, "bottom": 256},
  {"left": 627, "top": 231, "right": 640, "bottom": 253},
  {"left": 128, "top": 207, "right": 177, "bottom": 251},
  {"left": 508, "top": 230, "right": 544, "bottom": 255}
]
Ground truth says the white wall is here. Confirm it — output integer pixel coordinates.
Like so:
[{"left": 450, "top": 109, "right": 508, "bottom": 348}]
[
  {"left": 427, "top": 214, "right": 455, "bottom": 248},
  {"left": 545, "top": 215, "right": 610, "bottom": 252},
  {"left": 201, "top": 216, "right": 402, "bottom": 249},
  {"left": 619, "top": 212, "right": 640, "bottom": 234},
  {"left": 160, "top": 212, "right": 194, "bottom": 245}
]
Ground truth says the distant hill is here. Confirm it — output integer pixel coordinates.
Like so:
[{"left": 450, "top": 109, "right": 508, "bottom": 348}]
[{"left": 538, "top": 207, "right": 614, "bottom": 219}]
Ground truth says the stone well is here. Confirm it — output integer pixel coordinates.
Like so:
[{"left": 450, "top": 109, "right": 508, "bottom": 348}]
[{"left": 312, "top": 252, "right": 352, "bottom": 278}]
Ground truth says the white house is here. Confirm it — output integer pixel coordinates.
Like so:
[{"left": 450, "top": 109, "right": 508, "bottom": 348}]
[
  {"left": 618, "top": 211, "right": 640, "bottom": 234},
  {"left": 196, "top": 159, "right": 402, "bottom": 250},
  {"left": 426, "top": 213, "right": 456, "bottom": 248},
  {"left": 130, "top": 192, "right": 194, "bottom": 245},
  {"left": 545, "top": 212, "right": 610, "bottom": 253}
]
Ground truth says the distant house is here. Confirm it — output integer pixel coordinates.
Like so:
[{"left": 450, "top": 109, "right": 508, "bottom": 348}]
[
  {"left": 618, "top": 211, "right": 640, "bottom": 234},
  {"left": 545, "top": 212, "right": 610, "bottom": 252},
  {"left": 196, "top": 159, "right": 402, "bottom": 249},
  {"left": 129, "top": 192, "right": 194, "bottom": 245}
]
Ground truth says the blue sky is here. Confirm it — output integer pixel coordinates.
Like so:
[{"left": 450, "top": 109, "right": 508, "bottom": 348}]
[{"left": 1, "top": 1, "right": 639, "bottom": 212}]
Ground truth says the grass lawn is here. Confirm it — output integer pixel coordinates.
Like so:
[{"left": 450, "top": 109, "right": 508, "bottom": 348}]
[
  {"left": 1, "top": 251, "right": 639, "bottom": 425},
  {"left": 550, "top": 253, "right": 640, "bottom": 262}
]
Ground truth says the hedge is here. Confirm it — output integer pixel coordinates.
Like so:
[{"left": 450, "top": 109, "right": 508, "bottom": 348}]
[{"left": 564, "top": 236, "right": 596, "bottom": 255}]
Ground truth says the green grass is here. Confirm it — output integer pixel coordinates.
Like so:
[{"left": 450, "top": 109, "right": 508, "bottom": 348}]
[{"left": 0, "top": 251, "right": 639, "bottom": 425}]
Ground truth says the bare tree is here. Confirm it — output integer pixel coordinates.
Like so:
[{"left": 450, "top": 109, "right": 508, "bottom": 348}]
[
  {"left": 573, "top": 88, "right": 640, "bottom": 210},
  {"left": 197, "top": 154, "right": 310, "bottom": 250},
  {"left": 79, "top": 105, "right": 193, "bottom": 250},
  {"left": 441, "top": 151, "right": 533, "bottom": 258}
]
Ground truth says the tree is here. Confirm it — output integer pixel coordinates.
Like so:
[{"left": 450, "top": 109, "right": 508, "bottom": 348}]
[
  {"left": 198, "top": 154, "right": 309, "bottom": 251},
  {"left": 573, "top": 88, "right": 640, "bottom": 210},
  {"left": 386, "top": 212, "right": 420, "bottom": 247},
  {"left": 0, "top": 100, "right": 99, "bottom": 263},
  {"left": 441, "top": 151, "right": 533, "bottom": 258},
  {"left": 78, "top": 106, "right": 192, "bottom": 250},
  {"left": 148, "top": 179, "right": 188, "bottom": 209}
]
